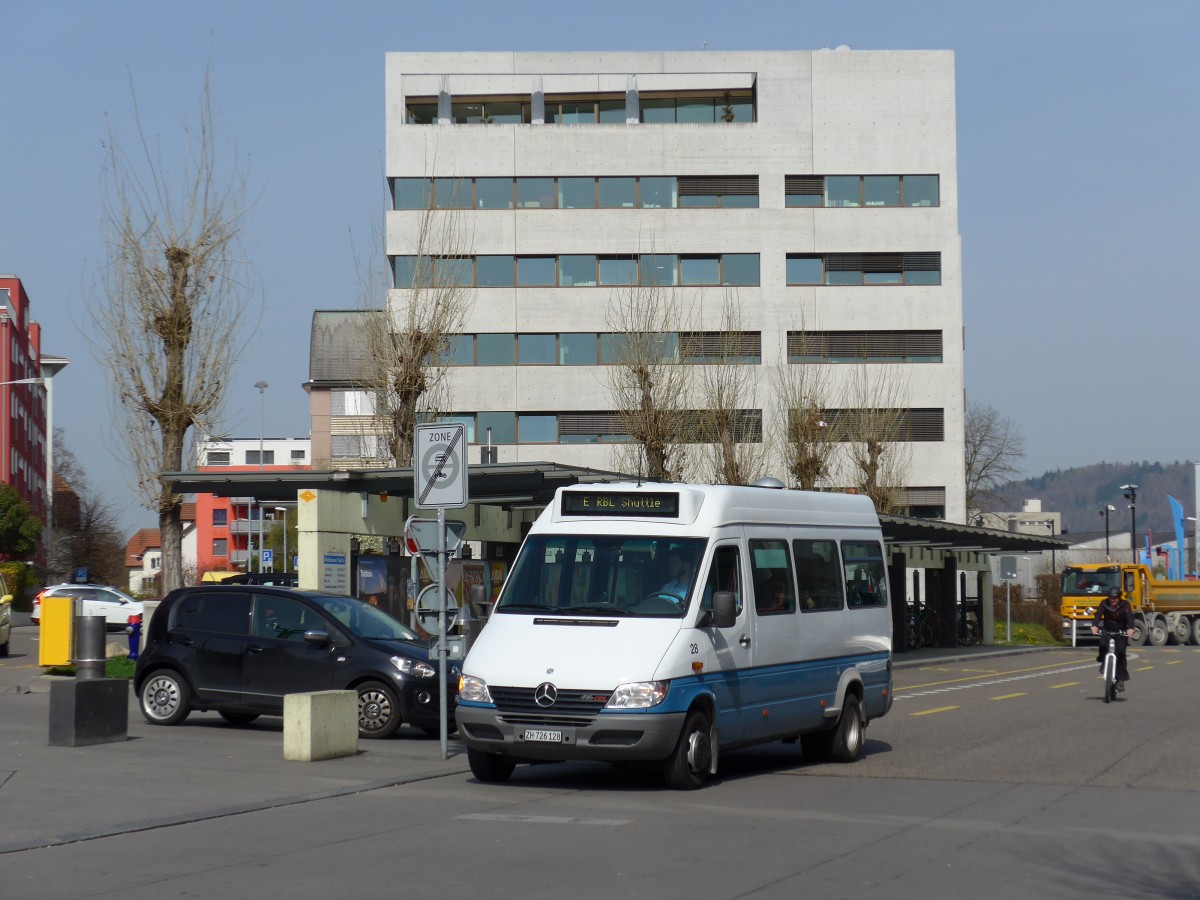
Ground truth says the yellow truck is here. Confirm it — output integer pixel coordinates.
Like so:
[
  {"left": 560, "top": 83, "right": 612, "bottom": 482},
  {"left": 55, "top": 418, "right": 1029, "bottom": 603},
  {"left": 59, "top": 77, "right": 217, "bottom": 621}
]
[{"left": 1060, "top": 563, "right": 1200, "bottom": 646}]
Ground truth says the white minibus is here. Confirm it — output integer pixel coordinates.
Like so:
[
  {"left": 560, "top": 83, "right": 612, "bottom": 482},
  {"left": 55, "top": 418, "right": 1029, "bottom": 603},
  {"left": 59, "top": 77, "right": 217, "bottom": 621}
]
[{"left": 456, "top": 481, "right": 894, "bottom": 789}]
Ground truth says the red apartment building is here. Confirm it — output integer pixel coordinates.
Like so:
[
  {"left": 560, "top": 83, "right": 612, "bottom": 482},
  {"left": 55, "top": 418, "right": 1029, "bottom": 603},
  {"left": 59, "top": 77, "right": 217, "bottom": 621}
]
[
  {"left": 0, "top": 276, "right": 49, "bottom": 546},
  {"left": 194, "top": 437, "right": 310, "bottom": 575}
]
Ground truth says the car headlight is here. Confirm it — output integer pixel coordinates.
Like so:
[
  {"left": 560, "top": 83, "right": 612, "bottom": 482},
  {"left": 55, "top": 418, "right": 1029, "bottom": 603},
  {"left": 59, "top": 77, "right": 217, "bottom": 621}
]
[
  {"left": 605, "top": 681, "right": 668, "bottom": 709},
  {"left": 392, "top": 656, "right": 436, "bottom": 679},
  {"left": 459, "top": 674, "right": 492, "bottom": 704}
]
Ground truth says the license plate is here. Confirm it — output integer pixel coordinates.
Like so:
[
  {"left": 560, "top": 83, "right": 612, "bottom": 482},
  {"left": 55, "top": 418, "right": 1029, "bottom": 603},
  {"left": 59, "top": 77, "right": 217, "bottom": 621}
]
[{"left": 521, "top": 729, "right": 563, "bottom": 743}]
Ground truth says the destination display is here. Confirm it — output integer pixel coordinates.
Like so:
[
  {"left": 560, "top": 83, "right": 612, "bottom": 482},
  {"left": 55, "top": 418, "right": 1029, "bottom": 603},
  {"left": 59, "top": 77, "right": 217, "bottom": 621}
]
[{"left": 561, "top": 491, "right": 680, "bottom": 518}]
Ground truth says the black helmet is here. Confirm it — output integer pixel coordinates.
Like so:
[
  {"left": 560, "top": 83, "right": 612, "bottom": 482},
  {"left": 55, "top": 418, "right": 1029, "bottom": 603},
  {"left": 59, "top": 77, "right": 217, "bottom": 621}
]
[{"left": 1107, "top": 588, "right": 1120, "bottom": 599}]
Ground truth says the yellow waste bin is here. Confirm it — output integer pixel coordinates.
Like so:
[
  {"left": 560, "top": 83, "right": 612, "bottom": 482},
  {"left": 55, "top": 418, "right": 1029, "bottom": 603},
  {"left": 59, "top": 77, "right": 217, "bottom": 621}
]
[{"left": 39, "top": 596, "right": 74, "bottom": 667}]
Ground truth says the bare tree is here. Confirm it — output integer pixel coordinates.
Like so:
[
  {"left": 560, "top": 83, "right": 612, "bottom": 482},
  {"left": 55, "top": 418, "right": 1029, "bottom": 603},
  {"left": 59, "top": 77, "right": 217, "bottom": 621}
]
[
  {"left": 605, "top": 276, "right": 694, "bottom": 482},
  {"left": 91, "top": 70, "right": 254, "bottom": 592},
  {"left": 48, "top": 430, "right": 127, "bottom": 586},
  {"left": 833, "top": 363, "right": 912, "bottom": 515},
  {"left": 360, "top": 186, "right": 474, "bottom": 467},
  {"left": 965, "top": 402, "right": 1025, "bottom": 513},
  {"left": 695, "top": 291, "right": 766, "bottom": 484},
  {"left": 770, "top": 327, "right": 841, "bottom": 491}
]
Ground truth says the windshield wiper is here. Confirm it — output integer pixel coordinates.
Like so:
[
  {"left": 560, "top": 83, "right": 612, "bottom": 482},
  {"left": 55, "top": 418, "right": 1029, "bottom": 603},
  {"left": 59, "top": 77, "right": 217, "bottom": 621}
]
[{"left": 565, "top": 606, "right": 631, "bottom": 616}]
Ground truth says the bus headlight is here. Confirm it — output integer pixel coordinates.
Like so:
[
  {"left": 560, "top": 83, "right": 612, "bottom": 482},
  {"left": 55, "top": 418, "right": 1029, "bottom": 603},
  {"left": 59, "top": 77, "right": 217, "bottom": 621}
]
[
  {"left": 459, "top": 674, "right": 492, "bottom": 704},
  {"left": 605, "top": 681, "right": 668, "bottom": 709}
]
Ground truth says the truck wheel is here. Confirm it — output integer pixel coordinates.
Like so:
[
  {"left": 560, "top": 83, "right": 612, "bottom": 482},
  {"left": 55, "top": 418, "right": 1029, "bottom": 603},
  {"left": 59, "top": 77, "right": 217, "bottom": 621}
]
[
  {"left": 1171, "top": 616, "right": 1191, "bottom": 645},
  {"left": 662, "top": 708, "right": 714, "bottom": 790},
  {"left": 467, "top": 748, "right": 515, "bottom": 783},
  {"left": 1191, "top": 617, "right": 1200, "bottom": 647},
  {"left": 1130, "top": 617, "right": 1148, "bottom": 646},
  {"left": 1147, "top": 617, "right": 1169, "bottom": 647}
]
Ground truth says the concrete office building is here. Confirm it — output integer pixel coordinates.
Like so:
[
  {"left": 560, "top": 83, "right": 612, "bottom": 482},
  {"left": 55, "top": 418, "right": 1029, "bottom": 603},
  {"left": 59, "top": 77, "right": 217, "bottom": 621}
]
[{"left": 382, "top": 50, "right": 965, "bottom": 521}]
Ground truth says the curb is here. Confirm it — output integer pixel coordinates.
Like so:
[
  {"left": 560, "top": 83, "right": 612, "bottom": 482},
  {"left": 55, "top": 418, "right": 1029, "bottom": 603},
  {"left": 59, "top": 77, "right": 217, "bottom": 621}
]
[{"left": 892, "top": 645, "right": 1068, "bottom": 669}]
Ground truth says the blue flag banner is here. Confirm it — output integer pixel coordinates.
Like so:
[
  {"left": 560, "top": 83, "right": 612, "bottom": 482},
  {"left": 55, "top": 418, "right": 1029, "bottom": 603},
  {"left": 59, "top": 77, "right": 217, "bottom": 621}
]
[{"left": 1169, "top": 495, "right": 1186, "bottom": 580}]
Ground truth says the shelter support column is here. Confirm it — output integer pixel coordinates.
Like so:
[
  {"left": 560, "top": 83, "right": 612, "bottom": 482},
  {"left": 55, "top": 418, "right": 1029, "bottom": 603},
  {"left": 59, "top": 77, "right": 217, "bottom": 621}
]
[
  {"left": 890, "top": 550, "right": 909, "bottom": 653},
  {"left": 937, "top": 555, "right": 958, "bottom": 648}
]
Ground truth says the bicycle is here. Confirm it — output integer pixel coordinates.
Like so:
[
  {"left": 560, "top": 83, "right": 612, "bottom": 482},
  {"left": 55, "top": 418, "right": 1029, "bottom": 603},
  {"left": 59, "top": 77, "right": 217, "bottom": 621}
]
[{"left": 1098, "top": 629, "right": 1123, "bottom": 703}]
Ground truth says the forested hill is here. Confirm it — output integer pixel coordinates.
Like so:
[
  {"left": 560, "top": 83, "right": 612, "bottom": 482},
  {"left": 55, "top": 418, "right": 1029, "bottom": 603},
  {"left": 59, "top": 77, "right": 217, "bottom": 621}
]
[{"left": 994, "top": 461, "right": 1196, "bottom": 537}]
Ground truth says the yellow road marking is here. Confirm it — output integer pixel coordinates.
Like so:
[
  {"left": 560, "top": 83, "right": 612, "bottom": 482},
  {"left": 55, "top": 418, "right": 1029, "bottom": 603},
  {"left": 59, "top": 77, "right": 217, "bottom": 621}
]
[
  {"left": 910, "top": 706, "right": 959, "bottom": 716},
  {"left": 918, "top": 667, "right": 950, "bottom": 673},
  {"left": 1135, "top": 666, "right": 1154, "bottom": 671},
  {"left": 1168, "top": 660, "right": 1182, "bottom": 666},
  {"left": 990, "top": 692, "right": 1027, "bottom": 701},
  {"left": 897, "top": 659, "right": 1087, "bottom": 693},
  {"left": 1050, "top": 682, "right": 1079, "bottom": 688}
]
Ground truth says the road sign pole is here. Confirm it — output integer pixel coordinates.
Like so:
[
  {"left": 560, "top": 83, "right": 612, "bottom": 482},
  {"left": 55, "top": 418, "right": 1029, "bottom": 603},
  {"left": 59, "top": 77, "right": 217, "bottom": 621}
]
[{"left": 438, "top": 506, "right": 448, "bottom": 759}]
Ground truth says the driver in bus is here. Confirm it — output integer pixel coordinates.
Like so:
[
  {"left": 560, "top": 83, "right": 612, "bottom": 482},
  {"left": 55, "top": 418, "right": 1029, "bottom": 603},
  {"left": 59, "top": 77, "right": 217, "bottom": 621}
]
[{"left": 660, "top": 550, "right": 694, "bottom": 599}]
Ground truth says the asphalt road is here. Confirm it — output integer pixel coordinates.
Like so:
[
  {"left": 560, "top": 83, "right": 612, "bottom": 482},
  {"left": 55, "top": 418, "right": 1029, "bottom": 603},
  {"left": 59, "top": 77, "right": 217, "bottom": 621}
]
[{"left": 3, "top": 623, "right": 1199, "bottom": 899}]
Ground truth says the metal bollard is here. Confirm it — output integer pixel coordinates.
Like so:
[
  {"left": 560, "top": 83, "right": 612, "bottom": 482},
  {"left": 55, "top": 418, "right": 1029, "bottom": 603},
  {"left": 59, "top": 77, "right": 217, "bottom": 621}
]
[{"left": 74, "top": 616, "right": 107, "bottom": 680}]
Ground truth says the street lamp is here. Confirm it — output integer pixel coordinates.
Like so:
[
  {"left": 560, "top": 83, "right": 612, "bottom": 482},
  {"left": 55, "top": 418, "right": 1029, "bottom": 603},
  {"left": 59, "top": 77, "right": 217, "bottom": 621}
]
[
  {"left": 1099, "top": 504, "right": 1116, "bottom": 559},
  {"left": 1121, "top": 484, "right": 1138, "bottom": 564},
  {"left": 275, "top": 506, "right": 288, "bottom": 574},
  {"left": 253, "top": 380, "right": 268, "bottom": 571}
]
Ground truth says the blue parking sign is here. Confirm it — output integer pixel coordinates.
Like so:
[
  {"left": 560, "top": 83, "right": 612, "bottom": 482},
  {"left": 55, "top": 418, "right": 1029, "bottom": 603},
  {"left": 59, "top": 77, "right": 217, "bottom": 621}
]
[{"left": 261, "top": 550, "right": 274, "bottom": 565}]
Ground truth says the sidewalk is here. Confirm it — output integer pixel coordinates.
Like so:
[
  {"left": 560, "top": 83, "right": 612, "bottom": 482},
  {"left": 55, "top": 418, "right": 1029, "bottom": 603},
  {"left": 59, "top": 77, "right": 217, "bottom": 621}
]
[{"left": 0, "top": 687, "right": 471, "bottom": 855}]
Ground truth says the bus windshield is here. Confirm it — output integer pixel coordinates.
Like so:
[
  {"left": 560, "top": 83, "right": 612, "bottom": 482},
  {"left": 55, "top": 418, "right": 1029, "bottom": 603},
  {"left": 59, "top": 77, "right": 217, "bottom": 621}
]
[
  {"left": 496, "top": 534, "right": 708, "bottom": 618},
  {"left": 1061, "top": 567, "right": 1121, "bottom": 596}
]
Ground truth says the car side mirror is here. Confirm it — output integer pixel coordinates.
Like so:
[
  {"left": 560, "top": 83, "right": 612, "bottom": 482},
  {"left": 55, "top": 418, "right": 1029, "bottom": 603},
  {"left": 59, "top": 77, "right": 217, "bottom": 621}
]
[
  {"left": 303, "top": 630, "right": 332, "bottom": 646},
  {"left": 468, "top": 583, "right": 490, "bottom": 619}
]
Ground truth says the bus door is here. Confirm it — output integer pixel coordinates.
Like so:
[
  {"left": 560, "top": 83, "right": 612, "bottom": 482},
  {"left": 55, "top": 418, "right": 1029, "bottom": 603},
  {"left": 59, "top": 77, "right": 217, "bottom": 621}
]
[{"left": 697, "top": 541, "right": 752, "bottom": 743}]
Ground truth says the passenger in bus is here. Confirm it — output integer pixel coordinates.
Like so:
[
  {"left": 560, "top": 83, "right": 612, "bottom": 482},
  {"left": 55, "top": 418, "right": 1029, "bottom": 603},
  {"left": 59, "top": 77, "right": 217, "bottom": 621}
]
[
  {"left": 756, "top": 575, "right": 792, "bottom": 613},
  {"left": 660, "top": 550, "right": 694, "bottom": 599}
]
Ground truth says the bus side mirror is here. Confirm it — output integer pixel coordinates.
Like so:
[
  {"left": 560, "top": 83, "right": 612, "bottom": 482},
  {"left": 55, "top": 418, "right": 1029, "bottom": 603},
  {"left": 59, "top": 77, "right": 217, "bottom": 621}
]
[{"left": 709, "top": 591, "right": 736, "bottom": 629}]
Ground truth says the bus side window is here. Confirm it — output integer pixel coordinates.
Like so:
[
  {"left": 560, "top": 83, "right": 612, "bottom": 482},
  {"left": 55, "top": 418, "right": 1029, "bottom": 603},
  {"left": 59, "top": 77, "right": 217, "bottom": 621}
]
[{"left": 702, "top": 545, "right": 743, "bottom": 615}]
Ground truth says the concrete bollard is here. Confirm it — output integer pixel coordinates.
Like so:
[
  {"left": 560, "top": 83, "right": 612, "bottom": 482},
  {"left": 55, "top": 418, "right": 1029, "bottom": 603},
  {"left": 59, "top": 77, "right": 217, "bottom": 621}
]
[
  {"left": 49, "top": 679, "right": 129, "bottom": 746},
  {"left": 283, "top": 690, "right": 358, "bottom": 762}
]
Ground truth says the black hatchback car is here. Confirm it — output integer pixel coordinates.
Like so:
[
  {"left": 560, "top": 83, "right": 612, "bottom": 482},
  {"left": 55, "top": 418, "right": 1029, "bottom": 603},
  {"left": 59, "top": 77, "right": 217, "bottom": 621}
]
[{"left": 134, "top": 586, "right": 459, "bottom": 738}]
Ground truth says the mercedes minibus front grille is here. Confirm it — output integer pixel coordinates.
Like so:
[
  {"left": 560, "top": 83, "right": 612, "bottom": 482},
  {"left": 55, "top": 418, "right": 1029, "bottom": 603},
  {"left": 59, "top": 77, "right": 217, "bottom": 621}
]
[{"left": 490, "top": 686, "right": 611, "bottom": 717}]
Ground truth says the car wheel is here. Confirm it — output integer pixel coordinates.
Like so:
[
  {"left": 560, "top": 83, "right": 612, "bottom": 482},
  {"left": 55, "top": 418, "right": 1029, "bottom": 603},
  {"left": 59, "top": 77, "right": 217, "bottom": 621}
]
[
  {"left": 357, "top": 680, "right": 402, "bottom": 739},
  {"left": 140, "top": 670, "right": 191, "bottom": 726},
  {"left": 467, "top": 747, "right": 516, "bottom": 783},
  {"left": 219, "top": 711, "right": 260, "bottom": 726},
  {"left": 662, "top": 708, "right": 715, "bottom": 790}
]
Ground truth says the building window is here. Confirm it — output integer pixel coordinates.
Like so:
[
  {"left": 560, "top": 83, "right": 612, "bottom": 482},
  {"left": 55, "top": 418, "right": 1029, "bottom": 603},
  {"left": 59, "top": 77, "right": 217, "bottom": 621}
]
[
  {"left": 785, "top": 175, "right": 940, "bottom": 208},
  {"left": 390, "top": 174, "right": 760, "bottom": 211},
  {"left": 205, "top": 451, "right": 230, "bottom": 466},
  {"left": 787, "top": 331, "right": 943, "bottom": 363},
  {"left": 821, "top": 408, "right": 945, "bottom": 442},
  {"left": 290, "top": 449, "right": 306, "bottom": 461},
  {"left": 213, "top": 539, "right": 228, "bottom": 557},
  {"left": 212, "top": 509, "right": 228, "bottom": 527},
  {"left": 245, "top": 450, "right": 275, "bottom": 465},
  {"left": 786, "top": 253, "right": 941, "bottom": 286},
  {"left": 677, "top": 176, "right": 758, "bottom": 208}
]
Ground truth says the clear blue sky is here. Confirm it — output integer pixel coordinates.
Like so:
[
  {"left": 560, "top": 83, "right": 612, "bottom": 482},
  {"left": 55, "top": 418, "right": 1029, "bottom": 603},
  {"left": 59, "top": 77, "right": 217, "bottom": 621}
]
[{"left": 2, "top": 0, "right": 1197, "bottom": 536}]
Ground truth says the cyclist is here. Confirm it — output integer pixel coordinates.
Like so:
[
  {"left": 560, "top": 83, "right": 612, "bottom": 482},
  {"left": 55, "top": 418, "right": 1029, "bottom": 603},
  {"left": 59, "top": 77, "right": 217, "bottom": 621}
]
[{"left": 1091, "top": 587, "right": 1134, "bottom": 692}]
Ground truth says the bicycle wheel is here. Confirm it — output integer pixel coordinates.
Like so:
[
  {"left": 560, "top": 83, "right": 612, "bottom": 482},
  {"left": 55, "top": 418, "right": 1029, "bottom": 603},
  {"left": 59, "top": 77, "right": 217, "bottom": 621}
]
[{"left": 1103, "top": 648, "right": 1116, "bottom": 703}]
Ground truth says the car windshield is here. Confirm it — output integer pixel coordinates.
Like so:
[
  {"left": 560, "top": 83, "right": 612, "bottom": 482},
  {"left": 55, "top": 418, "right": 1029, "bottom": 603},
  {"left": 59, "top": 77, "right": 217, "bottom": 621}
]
[
  {"left": 1062, "top": 568, "right": 1121, "bottom": 595},
  {"left": 308, "top": 594, "right": 421, "bottom": 641},
  {"left": 496, "top": 534, "right": 708, "bottom": 618}
]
